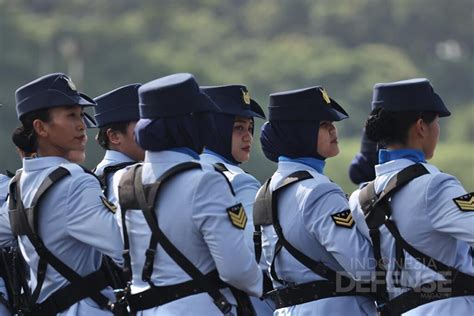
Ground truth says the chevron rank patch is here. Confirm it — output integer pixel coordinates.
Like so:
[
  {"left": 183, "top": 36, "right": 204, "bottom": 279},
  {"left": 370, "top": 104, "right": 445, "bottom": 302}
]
[
  {"left": 331, "top": 210, "right": 354, "bottom": 228},
  {"left": 101, "top": 196, "right": 117, "bottom": 213},
  {"left": 227, "top": 203, "right": 247, "bottom": 229},
  {"left": 453, "top": 192, "right": 474, "bottom": 212}
]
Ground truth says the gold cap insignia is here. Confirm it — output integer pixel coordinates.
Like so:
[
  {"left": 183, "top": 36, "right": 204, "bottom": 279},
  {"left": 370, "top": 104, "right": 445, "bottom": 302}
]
[
  {"left": 242, "top": 89, "right": 251, "bottom": 105},
  {"left": 453, "top": 192, "right": 474, "bottom": 212},
  {"left": 227, "top": 203, "right": 247, "bottom": 229},
  {"left": 331, "top": 210, "right": 354, "bottom": 228},
  {"left": 101, "top": 196, "right": 117, "bottom": 213},
  {"left": 64, "top": 76, "right": 77, "bottom": 91},
  {"left": 319, "top": 88, "right": 331, "bottom": 104}
]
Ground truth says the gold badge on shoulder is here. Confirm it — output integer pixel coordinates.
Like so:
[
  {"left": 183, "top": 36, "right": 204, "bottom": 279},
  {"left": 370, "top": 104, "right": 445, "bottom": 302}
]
[
  {"left": 101, "top": 196, "right": 117, "bottom": 213},
  {"left": 227, "top": 203, "right": 247, "bottom": 229},
  {"left": 331, "top": 210, "right": 354, "bottom": 228},
  {"left": 453, "top": 192, "right": 474, "bottom": 212}
]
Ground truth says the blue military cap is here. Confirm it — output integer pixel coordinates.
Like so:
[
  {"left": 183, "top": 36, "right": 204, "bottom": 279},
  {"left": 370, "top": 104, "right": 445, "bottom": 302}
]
[
  {"left": 268, "top": 86, "right": 348, "bottom": 121},
  {"left": 83, "top": 112, "right": 97, "bottom": 128},
  {"left": 201, "top": 85, "right": 265, "bottom": 119},
  {"left": 94, "top": 83, "right": 141, "bottom": 127},
  {"left": 138, "top": 73, "right": 220, "bottom": 118},
  {"left": 371, "top": 78, "right": 450, "bottom": 117},
  {"left": 15, "top": 73, "right": 96, "bottom": 119}
]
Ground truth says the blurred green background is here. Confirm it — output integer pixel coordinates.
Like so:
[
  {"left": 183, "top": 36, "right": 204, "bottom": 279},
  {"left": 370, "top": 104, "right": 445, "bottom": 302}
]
[{"left": 0, "top": 0, "right": 472, "bottom": 192}]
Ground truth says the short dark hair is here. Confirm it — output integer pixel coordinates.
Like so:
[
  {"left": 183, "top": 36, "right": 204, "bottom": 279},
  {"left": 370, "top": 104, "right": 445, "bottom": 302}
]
[
  {"left": 96, "top": 121, "right": 131, "bottom": 150},
  {"left": 365, "top": 107, "right": 437, "bottom": 146}
]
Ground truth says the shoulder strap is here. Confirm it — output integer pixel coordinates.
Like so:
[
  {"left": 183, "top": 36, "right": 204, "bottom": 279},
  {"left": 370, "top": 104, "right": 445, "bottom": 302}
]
[
  {"left": 213, "top": 163, "right": 235, "bottom": 196},
  {"left": 359, "top": 164, "right": 429, "bottom": 292},
  {"left": 8, "top": 167, "right": 110, "bottom": 309},
  {"left": 8, "top": 172, "right": 23, "bottom": 235},
  {"left": 9, "top": 168, "right": 70, "bottom": 236},
  {"left": 358, "top": 163, "right": 473, "bottom": 294},
  {"left": 213, "top": 162, "right": 229, "bottom": 173},
  {"left": 117, "top": 163, "right": 142, "bottom": 281},
  {"left": 119, "top": 162, "right": 234, "bottom": 314},
  {"left": 268, "top": 171, "right": 353, "bottom": 286},
  {"left": 253, "top": 178, "right": 273, "bottom": 227},
  {"left": 98, "top": 162, "right": 136, "bottom": 197}
]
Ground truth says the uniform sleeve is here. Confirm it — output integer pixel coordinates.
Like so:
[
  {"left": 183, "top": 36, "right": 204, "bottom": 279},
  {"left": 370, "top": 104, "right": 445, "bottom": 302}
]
[
  {"left": 349, "top": 189, "right": 372, "bottom": 241},
  {"left": 192, "top": 172, "right": 263, "bottom": 297},
  {"left": 111, "top": 169, "right": 127, "bottom": 243},
  {"left": 304, "top": 183, "right": 374, "bottom": 280},
  {"left": 0, "top": 179, "right": 15, "bottom": 247},
  {"left": 65, "top": 172, "right": 124, "bottom": 265},
  {"left": 426, "top": 173, "right": 474, "bottom": 244},
  {"left": 232, "top": 173, "right": 260, "bottom": 254},
  {"left": 0, "top": 204, "right": 15, "bottom": 247}
]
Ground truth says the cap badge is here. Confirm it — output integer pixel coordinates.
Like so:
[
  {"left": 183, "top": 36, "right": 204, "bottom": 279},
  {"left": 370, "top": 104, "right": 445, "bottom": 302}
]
[
  {"left": 64, "top": 76, "right": 77, "bottom": 91},
  {"left": 242, "top": 89, "right": 251, "bottom": 105},
  {"left": 319, "top": 88, "right": 331, "bottom": 104}
]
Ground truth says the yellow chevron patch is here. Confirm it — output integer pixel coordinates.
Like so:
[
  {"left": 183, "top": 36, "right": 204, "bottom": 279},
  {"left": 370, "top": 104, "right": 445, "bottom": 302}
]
[
  {"left": 227, "top": 203, "right": 247, "bottom": 229},
  {"left": 453, "top": 192, "right": 474, "bottom": 212},
  {"left": 331, "top": 210, "right": 354, "bottom": 228},
  {"left": 101, "top": 196, "right": 117, "bottom": 213}
]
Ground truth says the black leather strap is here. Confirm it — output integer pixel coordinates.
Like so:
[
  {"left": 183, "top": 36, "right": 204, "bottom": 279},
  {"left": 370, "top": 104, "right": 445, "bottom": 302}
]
[
  {"left": 33, "top": 267, "right": 110, "bottom": 316},
  {"left": 384, "top": 281, "right": 473, "bottom": 316},
  {"left": 266, "top": 279, "right": 369, "bottom": 309},
  {"left": 8, "top": 168, "right": 111, "bottom": 312},
  {"left": 118, "top": 162, "right": 236, "bottom": 314},
  {"left": 128, "top": 270, "right": 224, "bottom": 312}
]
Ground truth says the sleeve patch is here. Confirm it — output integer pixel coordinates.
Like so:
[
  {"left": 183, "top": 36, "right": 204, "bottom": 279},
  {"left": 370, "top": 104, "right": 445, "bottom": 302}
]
[
  {"left": 101, "top": 196, "right": 117, "bottom": 213},
  {"left": 453, "top": 192, "right": 474, "bottom": 212},
  {"left": 226, "top": 203, "right": 247, "bottom": 229},
  {"left": 331, "top": 210, "right": 354, "bottom": 228}
]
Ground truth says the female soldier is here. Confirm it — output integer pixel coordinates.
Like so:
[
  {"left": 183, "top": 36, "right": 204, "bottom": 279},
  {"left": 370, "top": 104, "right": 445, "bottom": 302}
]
[
  {"left": 200, "top": 85, "right": 274, "bottom": 315},
  {"left": 349, "top": 78, "right": 474, "bottom": 315},
  {"left": 93, "top": 84, "right": 144, "bottom": 203},
  {"left": 255, "top": 86, "right": 377, "bottom": 315},
  {"left": 112, "top": 73, "right": 262, "bottom": 315},
  {"left": 200, "top": 85, "right": 265, "bottom": 250},
  {"left": 5, "top": 73, "right": 123, "bottom": 315}
]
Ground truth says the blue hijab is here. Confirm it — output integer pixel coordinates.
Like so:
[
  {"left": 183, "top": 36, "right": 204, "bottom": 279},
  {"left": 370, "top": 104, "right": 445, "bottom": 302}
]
[
  {"left": 260, "top": 120, "right": 325, "bottom": 162},
  {"left": 204, "top": 113, "right": 240, "bottom": 165},
  {"left": 135, "top": 112, "right": 217, "bottom": 154}
]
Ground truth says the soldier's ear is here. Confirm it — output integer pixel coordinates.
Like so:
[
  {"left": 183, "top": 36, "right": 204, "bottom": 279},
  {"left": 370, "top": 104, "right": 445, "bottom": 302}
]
[
  {"left": 106, "top": 128, "right": 122, "bottom": 145},
  {"left": 416, "top": 118, "right": 434, "bottom": 140},
  {"left": 32, "top": 118, "right": 48, "bottom": 138}
]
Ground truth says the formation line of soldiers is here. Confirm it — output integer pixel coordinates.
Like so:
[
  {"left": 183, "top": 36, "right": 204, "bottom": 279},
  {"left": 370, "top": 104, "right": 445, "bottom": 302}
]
[{"left": 0, "top": 72, "right": 472, "bottom": 316}]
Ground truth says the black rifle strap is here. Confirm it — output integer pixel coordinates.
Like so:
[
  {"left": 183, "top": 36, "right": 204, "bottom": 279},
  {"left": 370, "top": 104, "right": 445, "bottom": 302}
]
[
  {"left": 132, "top": 162, "right": 234, "bottom": 314},
  {"left": 11, "top": 168, "right": 110, "bottom": 309}
]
